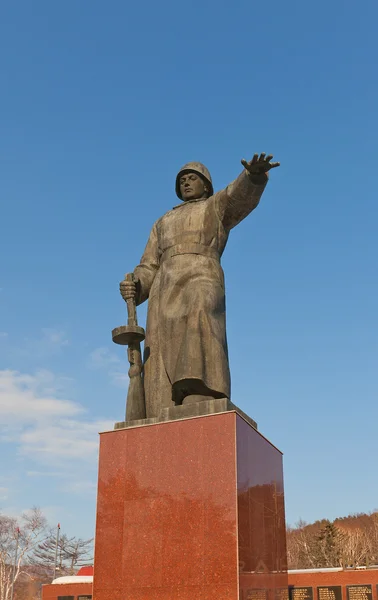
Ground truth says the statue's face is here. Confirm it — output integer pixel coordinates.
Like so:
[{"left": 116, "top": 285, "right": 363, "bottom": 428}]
[{"left": 179, "top": 172, "right": 207, "bottom": 201}]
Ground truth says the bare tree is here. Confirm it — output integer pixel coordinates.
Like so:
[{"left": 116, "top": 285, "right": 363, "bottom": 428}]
[
  {"left": 339, "top": 526, "right": 370, "bottom": 567},
  {"left": 0, "top": 508, "right": 47, "bottom": 600},
  {"left": 367, "top": 512, "right": 378, "bottom": 564},
  {"left": 286, "top": 519, "right": 325, "bottom": 569},
  {"left": 287, "top": 512, "right": 378, "bottom": 570}
]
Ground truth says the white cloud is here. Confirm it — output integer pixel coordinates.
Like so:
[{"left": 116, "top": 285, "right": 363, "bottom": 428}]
[
  {"left": 0, "top": 486, "right": 8, "bottom": 500},
  {"left": 88, "top": 346, "right": 129, "bottom": 388},
  {"left": 0, "top": 369, "right": 113, "bottom": 469},
  {"left": 0, "top": 332, "right": 8, "bottom": 339},
  {"left": 0, "top": 369, "right": 82, "bottom": 422},
  {"left": 18, "top": 420, "right": 106, "bottom": 461}
]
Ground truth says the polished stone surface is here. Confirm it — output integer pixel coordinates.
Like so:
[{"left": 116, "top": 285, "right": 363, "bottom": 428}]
[
  {"left": 237, "top": 415, "right": 288, "bottom": 600},
  {"left": 93, "top": 411, "right": 286, "bottom": 599},
  {"left": 94, "top": 413, "right": 239, "bottom": 599}
]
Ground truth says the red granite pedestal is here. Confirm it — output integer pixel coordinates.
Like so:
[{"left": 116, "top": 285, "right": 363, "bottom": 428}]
[{"left": 93, "top": 411, "right": 287, "bottom": 600}]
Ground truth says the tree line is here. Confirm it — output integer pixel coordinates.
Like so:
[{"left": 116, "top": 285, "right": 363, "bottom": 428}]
[
  {"left": 287, "top": 511, "right": 378, "bottom": 569},
  {"left": 0, "top": 507, "right": 93, "bottom": 600},
  {"left": 4, "top": 505, "right": 378, "bottom": 599}
]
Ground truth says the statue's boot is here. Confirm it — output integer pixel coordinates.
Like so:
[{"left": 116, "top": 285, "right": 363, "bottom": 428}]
[{"left": 172, "top": 378, "right": 226, "bottom": 406}]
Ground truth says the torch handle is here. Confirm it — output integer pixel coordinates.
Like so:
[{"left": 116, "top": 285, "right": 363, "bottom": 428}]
[{"left": 125, "top": 272, "right": 137, "bottom": 326}]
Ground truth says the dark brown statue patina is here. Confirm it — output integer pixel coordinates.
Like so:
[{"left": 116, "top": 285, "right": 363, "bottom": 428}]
[{"left": 118, "top": 153, "right": 279, "bottom": 422}]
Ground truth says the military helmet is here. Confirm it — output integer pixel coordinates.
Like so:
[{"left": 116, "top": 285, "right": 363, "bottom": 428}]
[{"left": 175, "top": 162, "right": 214, "bottom": 200}]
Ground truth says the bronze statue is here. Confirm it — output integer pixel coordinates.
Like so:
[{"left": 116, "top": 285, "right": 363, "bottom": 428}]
[{"left": 118, "top": 153, "right": 279, "bottom": 421}]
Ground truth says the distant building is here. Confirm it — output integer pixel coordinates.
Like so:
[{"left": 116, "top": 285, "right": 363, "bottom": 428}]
[
  {"left": 41, "top": 566, "right": 378, "bottom": 600},
  {"left": 289, "top": 566, "right": 378, "bottom": 600},
  {"left": 42, "top": 566, "right": 93, "bottom": 600}
]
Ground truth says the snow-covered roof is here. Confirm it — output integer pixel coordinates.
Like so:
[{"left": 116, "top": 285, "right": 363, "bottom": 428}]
[
  {"left": 51, "top": 576, "right": 93, "bottom": 584},
  {"left": 288, "top": 568, "right": 342, "bottom": 574}
]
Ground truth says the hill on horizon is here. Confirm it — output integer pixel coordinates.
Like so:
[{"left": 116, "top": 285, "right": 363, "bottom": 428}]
[{"left": 287, "top": 511, "right": 378, "bottom": 570}]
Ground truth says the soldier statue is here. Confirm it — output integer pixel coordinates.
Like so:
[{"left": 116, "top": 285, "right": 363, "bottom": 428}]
[{"left": 119, "top": 153, "right": 279, "bottom": 419}]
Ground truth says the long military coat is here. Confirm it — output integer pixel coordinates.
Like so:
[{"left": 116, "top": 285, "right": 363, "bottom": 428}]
[{"left": 134, "top": 170, "right": 267, "bottom": 418}]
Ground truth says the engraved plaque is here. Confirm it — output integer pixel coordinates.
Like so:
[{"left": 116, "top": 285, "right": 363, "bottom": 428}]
[
  {"left": 347, "top": 586, "right": 372, "bottom": 600},
  {"left": 289, "top": 587, "right": 313, "bottom": 600},
  {"left": 246, "top": 589, "right": 268, "bottom": 600},
  {"left": 318, "top": 586, "right": 342, "bottom": 600},
  {"left": 277, "top": 587, "right": 290, "bottom": 600}
]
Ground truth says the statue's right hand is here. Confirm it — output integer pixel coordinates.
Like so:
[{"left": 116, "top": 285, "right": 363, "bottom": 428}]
[{"left": 120, "top": 274, "right": 137, "bottom": 301}]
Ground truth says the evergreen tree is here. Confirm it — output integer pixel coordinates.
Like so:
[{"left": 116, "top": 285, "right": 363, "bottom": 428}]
[
  {"left": 315, "top": 521, "right": 344, "bottom": 567},
  {"left": 31, "top": 531, "right": 93, "bottom": 577},
  {"left": 61, "top": 537, "right": 93, "bottom": 575}
]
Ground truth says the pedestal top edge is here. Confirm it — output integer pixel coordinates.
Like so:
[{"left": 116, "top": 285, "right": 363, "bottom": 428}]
[
  {"left": 100, "top": 401, "right": 256, "bottom": 434},
  {"left": 99, "top": 405, "right": 283, "bottom": 455},
  {"left": 100, "top": 408, "right": 237, "bottom": 435},
  {"left": 235, "top": 413, "right": 284, "bottom": 455}
]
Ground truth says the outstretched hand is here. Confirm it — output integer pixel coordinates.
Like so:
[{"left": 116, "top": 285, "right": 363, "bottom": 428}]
[{"left": 241, "top": 153, "right": 280, "bottom": 179}]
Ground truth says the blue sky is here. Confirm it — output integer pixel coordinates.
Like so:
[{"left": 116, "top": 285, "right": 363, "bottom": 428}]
[{"left": 0, "top": 0, "right": 377, "bottom": 540}]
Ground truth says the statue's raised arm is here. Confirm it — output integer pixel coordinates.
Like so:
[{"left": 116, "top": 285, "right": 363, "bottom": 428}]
[{"left": 216, "top": 153, "right": 280, "bottom": 231}]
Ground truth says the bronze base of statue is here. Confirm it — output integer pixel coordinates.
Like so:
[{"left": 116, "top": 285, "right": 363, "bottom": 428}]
[{"left": 114, "top": 398, "right": 257, "bottom": 431}]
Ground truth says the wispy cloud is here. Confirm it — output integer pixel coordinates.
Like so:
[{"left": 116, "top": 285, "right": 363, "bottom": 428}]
[
  {"left": 26, "top": 471, "right": 66, "bottom": 478},
  {"left": 25, "top": 472, "right": 97, "bottom": 497},
  {"left": 18, "top": 421, "right": 103, "bottom": 461},
  {"left": 88, "top": 346, "right": 129, "bottom": 388},
  {"left": 2, "top": 504, "right": 64, "bottom": 525},
  {"left": 0, "top": 486, "right": 8, "bottom": 500},
  {"left": 0, "top": 332, "right": 8, "bottom": 339},
  {"left": 15, "top": 327, "right": 70, "bottom": 359},
  {"left": 41, "top": 328, "right": 69, "bottom": 348},
  {"left": 89, "top": 347, "right": 120, "bottom": 369},
  {"left": 63, "top": 480, "right": 97, "bottom": 494},
  {"left": 0, "top": 369, "right": 81, "bottom": 423},
  {"left": 0, "top": 369, "right": 113, "bottom": 473}
]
